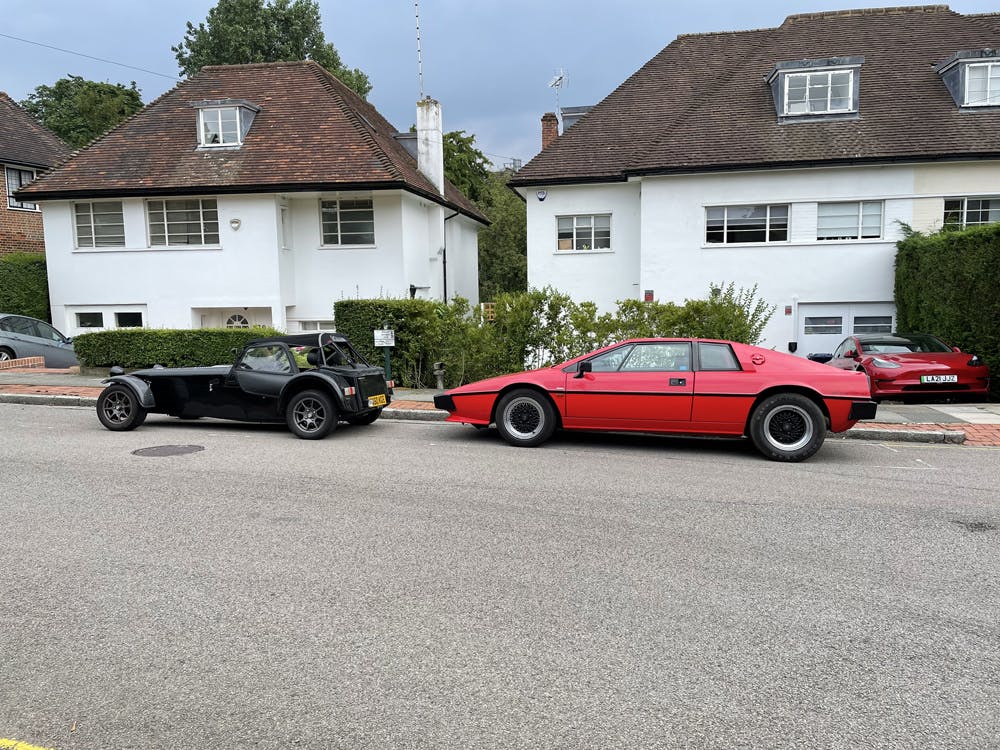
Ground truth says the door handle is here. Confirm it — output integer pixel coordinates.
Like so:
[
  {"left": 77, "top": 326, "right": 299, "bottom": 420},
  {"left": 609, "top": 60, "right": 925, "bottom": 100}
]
[
  {"left": 209, "top": 378, "right": 221, "bottom": 392},
  {"left": 669, "top": 377, "right": 687, "bottom": 386}
]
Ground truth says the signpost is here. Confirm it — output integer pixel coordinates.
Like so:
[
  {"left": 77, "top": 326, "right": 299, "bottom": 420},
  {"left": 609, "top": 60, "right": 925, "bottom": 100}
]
[{"left": 374, "top": 325, "right": 395, "bottom": 381}]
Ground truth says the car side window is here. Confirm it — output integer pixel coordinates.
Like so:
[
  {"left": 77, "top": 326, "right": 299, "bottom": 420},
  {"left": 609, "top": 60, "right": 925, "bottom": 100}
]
[
  {"left": 620, "top": 342, "right": 691, "bottom": 372},
  {"left": 35, "top": 321, "right": 64, "bottom": 342},
  {"left": 833, "top": 339, "right": 849, "bottom": 358},
  {"left": 698, "top": 342, "right": 740, "bottom": 371},
  {"left": 239, "top": 345, "right": 292, "bottom": 373},
  {"left": 587, "top": 345, "right": 634, "bottom": 372}
]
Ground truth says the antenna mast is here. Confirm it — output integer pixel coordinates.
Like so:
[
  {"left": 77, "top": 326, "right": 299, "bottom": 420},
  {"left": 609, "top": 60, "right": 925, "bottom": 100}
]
[
  {"left": 414, "top": 1, "right": 424, "bottom": 99},
  {"left": 548, "top": 68, "right": 566, "bottom": 112}
]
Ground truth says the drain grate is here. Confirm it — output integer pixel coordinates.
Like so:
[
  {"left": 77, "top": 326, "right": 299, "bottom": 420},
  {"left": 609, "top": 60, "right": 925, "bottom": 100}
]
[
  {"left": 951, "top": 519, "right": 998, "bottom": 533},
  {"left": 132, "top": 445, "right": 205, "bottom": 457}
]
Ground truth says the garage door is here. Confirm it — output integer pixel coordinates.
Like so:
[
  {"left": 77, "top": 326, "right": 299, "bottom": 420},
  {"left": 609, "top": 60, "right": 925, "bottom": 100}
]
[{"left": 799, "top": 302, "right": 895, "bottom": 358}]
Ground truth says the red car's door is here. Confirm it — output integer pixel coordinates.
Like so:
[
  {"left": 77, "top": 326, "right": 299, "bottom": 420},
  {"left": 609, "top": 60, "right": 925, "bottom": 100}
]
[{"left": 563, "top": 342, "right": 694, "bottom": 430}]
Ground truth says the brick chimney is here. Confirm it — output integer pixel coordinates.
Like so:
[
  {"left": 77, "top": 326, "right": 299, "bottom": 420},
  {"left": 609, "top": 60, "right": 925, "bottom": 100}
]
[{"left": 541, "top": 112, "right": 559, "bottom": 150}]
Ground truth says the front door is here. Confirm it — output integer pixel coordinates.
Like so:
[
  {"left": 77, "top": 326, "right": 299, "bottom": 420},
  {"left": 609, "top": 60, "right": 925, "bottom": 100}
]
[
  {"left": 563, "top": 341, "right": 694, "bottom": 430},
  {"left": 232, "top": 344, "right": 295, "bottom": 419}
]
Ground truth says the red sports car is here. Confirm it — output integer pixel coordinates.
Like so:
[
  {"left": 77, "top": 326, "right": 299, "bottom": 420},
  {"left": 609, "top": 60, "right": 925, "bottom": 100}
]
[
  {"left": 817, "top": 333, "right": 990, "bottom": 401},
  {"left": 433, "top": 338, "right": 876, "bottom": 462}
]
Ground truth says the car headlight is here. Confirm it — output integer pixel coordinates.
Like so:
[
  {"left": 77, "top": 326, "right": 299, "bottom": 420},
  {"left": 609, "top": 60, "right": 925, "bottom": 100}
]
[
  {"left": 868, "top": 357, "right": 901, "bottom": 369},
  {"left": 968, "top": 355, "right": 984, "bottom": 367}
]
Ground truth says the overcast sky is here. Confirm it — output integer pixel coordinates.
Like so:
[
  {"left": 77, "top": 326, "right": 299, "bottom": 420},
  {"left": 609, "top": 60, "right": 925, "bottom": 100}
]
[{"left": 3, "top": 0, "right": 997, "bottom": 167}]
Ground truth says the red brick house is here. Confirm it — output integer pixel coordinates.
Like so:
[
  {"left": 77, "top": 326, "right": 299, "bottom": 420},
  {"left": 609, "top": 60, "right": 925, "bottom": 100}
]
[{"left": 0, "top": 92, "right": 70, "bottom": 254}]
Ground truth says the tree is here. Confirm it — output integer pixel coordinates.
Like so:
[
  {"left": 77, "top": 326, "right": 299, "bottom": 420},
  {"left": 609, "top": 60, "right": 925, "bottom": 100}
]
[
  {"left": 443, "top": 130, "right": 491, "bottom": 204},
  {"left": 20, "top": 76, "right": 143, "bottom": 149},
  {"left": 173, "top": 0, "right": 371, "bottom": 98},
  {"left": 476, "top": 170, "right": 527, "bottom": 300}
]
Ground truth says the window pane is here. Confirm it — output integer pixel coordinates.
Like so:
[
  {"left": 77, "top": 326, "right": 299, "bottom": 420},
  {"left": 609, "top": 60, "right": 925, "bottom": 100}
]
[
  {"left": 620, "top": 343, "right": 691, "bottom": 372},
  {"left": 76, "top": 312, "right": 104, "bottom": 328},
  {"left": 115, "top": 312, "right": 143, "bottom": 328},
  {"left": 699, "top": 342, "right": 740, "bottom": 371},
  {"left": 853, "top": 315, "right": 892, "bottom": 334},
  {"left": 804, "top": 316, "right": 843, "bottom": 334}
]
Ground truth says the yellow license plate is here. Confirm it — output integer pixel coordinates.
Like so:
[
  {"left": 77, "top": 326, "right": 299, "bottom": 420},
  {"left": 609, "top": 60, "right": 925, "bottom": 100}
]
[{"left": 368, "top": 394, "right": 387, "bottom": 407}]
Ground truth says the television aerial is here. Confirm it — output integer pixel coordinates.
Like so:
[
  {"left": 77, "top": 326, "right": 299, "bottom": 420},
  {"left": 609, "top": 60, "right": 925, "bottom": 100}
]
[{"left": 548, "top": 68, "right": 567, "bottom": 111}]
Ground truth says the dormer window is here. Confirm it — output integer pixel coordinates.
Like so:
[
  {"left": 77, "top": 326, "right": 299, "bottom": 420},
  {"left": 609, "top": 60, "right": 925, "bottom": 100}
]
[
  {"left": 192, "top": 99, "right": 260, "bottom": 149},
  {"left": 768, "top": 57, "right": 862, "bottom": 122},
  {"left": 201, "top": 107, "right": 241, "bottom": 146},
  {"left": 935, "top": 50, "right": 1000, "bottom": 109},
  {"left": 965, "top": 61, "right": 1000, "bottom": 106},
  {"left": 785, "top": 70, "right": 853, "bottom": 115}
]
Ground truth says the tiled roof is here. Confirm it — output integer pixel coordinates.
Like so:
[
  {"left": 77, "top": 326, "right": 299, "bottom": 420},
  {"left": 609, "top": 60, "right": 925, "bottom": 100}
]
[
  {"left": 0, "top": 92, "right": 70, "bottom": 169},
  {"left": 18, "top": 62, "right": 486, "bottom": 223},
  {"left": 510, "top": 5, "right": 1000, "bottom": 186}
]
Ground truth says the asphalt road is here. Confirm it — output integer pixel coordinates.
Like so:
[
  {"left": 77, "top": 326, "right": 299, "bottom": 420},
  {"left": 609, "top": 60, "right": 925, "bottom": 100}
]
[{"left": 2, "top": 403, "right": 999, "bottom": 750}]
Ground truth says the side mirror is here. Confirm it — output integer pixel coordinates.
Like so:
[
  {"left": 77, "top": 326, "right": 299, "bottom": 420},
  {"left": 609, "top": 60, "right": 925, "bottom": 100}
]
[
  {"left": 952, "top": 346, "right": 961, "bottom": 353},
  {"left": 574, "top": 361, "right": 593, "bottom": 379}
]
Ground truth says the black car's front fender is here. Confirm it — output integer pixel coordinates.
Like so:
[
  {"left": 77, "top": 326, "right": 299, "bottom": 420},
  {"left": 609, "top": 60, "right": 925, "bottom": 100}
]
[{"left": 102, "top": 374, "right": 156, "bottom": 409}]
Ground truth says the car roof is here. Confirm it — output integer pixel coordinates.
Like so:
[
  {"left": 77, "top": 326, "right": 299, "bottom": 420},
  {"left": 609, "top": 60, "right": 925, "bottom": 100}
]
[{"left": 245, "top": 332, "right": 349, "bottom": 347}]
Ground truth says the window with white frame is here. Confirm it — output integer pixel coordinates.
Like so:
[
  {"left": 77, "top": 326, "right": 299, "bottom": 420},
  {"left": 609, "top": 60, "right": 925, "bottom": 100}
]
[
  {"left": 965, "top": 62, "right": 1000, "bottom": 107},
  {"left": 705, "top": 205, "right": 788, "bottom": 244},
  {"left": 147, "top": 199, "right": 219, "bottom": 246},
  {"left": 817, "top": 201, "right": 883, "bottom": 240},
  {"left": 298, "top": 320, "right": 336, "bottom": 331},
  {"left": 5, "top": 167, "right": 37, "bottom": 209},
  {"left": 784, "top": 69, "right": 854, "bottom": 115},
  {"left": 321, "top": 199, "right": 375, "bottom": 246},
  {"left": 944, "top": 197, "right": 1000, "bottom": 228},
  {"left": 853, "top": 315, "right": 892, "bottom": 334},
  {"left": 804, "top": 316, "right": 842, "bottom": 335},
  {"left": 557, "top": 214, "right": 611, "bottom": 251},
  {"left": 199, "top": 107, "right": 241, "bottom": 147},
  {"left": 74, "top": 201, "right": 125, "bottom": 247}
]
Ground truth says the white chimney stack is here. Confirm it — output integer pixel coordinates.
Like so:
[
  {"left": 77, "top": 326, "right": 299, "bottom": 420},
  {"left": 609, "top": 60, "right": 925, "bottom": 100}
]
[{"left": 416, "top": 97, "right": 444, "bottom": 196}]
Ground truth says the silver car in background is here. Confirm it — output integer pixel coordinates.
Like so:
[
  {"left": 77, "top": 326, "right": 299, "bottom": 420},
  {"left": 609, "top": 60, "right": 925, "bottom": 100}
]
[{"left": 0, "top": 313, "right": 78, "bottom": 367}]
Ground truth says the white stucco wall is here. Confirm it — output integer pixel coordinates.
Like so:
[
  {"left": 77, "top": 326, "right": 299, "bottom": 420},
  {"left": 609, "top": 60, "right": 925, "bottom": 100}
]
[
  {"left": 42, "top": 188, "right": 483, "bottom": 336},
  {"left": 523, "top": 182, "right": 641, "bottom": 311}
]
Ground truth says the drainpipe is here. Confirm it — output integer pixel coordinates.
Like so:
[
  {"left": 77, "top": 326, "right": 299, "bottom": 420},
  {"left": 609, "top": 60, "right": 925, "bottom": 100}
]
[{"left": 443, "top": 211, "right": 459, "bottom": 302}]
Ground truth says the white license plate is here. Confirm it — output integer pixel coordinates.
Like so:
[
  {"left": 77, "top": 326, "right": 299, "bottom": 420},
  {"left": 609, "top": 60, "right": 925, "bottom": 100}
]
[{"left": 920, "top": 375, "right": 957, "bottom": 383}]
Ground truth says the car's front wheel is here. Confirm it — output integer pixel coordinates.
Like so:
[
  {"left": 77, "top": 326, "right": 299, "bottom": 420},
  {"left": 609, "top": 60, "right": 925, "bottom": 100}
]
[
  {"left": 748, "top": 393, "right": 825, "bottom": 462},
  {"left": 286, "top": 389, "right": 337, "bottom": 439},
  {"left": 347, "top": 409, "right": 382, "bottom": 426},
  {"left": 495, "top": 389, "right": 556, "bottom": 447},
  {"left": 96, "top": 385, "right": 148, "bottom": 431}
]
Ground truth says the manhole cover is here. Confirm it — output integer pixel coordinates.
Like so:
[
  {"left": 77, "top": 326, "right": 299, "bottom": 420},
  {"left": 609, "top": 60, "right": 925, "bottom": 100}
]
[{"left": 132, "top": 445, "right": 205, "bottom": 457}]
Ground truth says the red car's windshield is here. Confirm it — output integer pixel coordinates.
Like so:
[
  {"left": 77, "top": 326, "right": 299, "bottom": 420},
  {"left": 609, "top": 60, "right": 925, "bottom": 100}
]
[{"left": 859, "top": 334, "right": 951, "bottom": 354}]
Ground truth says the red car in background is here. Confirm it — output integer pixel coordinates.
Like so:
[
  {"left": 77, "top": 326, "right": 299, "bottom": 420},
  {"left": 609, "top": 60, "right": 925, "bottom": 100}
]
[
  {"left": 433, "top": 338, "right": 876, "bottom": 462},
  {"left": 813, "top": 333, "right": 990, "bottom": 402}
]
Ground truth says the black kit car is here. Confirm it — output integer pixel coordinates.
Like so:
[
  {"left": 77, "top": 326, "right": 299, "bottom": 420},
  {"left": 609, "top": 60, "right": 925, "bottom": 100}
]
[{"left": 96, "top": 332, "right": 392, "bottom": 439}]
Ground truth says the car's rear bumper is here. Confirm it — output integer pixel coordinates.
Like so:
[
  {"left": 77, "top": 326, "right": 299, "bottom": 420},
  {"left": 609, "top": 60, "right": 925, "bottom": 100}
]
[{"left": 848, "top": 400, "right": 878, "bottom": 421}]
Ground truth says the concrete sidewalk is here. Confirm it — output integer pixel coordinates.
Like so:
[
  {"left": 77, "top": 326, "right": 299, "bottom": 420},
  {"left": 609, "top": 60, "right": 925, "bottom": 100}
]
[{"left": 1, "top": 366, "right": 998, "bottom": 446}]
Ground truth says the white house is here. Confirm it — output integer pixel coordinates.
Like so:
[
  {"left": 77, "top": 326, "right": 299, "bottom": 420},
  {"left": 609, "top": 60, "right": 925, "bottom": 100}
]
[
  {"left": 17, "top": 61, "right": 486, "bottom": 336},
  {"left": 509, "top": 6, "right": 1000, "bottom": 356}
]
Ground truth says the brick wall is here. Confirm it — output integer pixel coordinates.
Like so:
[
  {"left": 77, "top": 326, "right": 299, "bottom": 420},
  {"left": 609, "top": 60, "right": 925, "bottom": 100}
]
[{"left": 1, "top": 168, "right": 46, "bottom": 255}]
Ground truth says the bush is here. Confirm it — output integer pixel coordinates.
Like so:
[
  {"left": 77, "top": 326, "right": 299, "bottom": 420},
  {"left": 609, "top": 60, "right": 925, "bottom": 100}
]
[
  {"left": 72, "top": 327, "right": 282, "bottom": 369},
  {"left": 0, "top": 253, "right": 50, "bottom": 321},
  {"left": 896, "top": 223, "right": 1000, "bottom": 399},
  {"left": 335, "top": 283, "right": 774, "bottom": 388}
]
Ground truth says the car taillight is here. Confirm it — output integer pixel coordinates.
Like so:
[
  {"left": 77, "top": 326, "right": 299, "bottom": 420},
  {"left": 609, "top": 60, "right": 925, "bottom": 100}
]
[
  {"left": 344, "top": 386, "right": 357, "bottom": 396},
  {"left": 386, "top": 380, "right": 395, "bottom": 389}
]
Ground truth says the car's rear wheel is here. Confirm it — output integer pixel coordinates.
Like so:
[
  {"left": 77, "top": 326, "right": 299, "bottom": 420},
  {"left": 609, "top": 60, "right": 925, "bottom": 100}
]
[
  {"left": 495, "top": 389, "right": 556, "bottom": 447},
  {"left": 0, "top": 346, "right": 15, "bottom": 361},
  {"left": 97, "top": 385, "right": 148, "bottom": 431},
  {"left": 347, "top": 409, "right": 381, "bottom": 426},
  {"left": 286, "top": 389, "right": 337, "bottom": 439},
  {"left": 749, "top": 393, "right": 825, "bottom": 462}
]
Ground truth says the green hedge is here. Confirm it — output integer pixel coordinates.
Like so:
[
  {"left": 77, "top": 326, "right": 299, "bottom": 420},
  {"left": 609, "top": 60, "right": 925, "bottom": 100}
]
[
  {"left": 0, "top": 253, "right": 50, "bottom": 321},
  {"left": 72, "top": 327, "right": 283, "bottom": 369},
  {"left": 896, "top": 223, "right": 1000, "bottom": 399},
  {"left": 336, "top": 283, "right": 774, "bottom": 388}
]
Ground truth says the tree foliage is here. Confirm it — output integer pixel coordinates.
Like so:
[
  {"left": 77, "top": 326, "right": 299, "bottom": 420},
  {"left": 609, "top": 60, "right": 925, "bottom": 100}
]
[
  {"left": 476, "top": 171, "right": 527, "bottom": 300},
  {"left": 443, "top": 130, "right": 491, "bottom": 204},
  {"left": 20, "top": 76, "right": 143, "bottom": 149},
  {"left": 173, "top": 0, "right": 371, "bottom": 97}
]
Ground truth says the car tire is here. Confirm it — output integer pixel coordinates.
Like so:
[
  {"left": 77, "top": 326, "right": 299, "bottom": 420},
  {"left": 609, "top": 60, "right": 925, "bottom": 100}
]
[
  {"left": 749, "top": 393, "right": 825, "bottom": 462},
  {"left": 347, "top": 409, "right": 382, "bottom": 426},
  {"left": 286, "top": 389, "right": 337, "bottom": 439},
  {"left": 96, "top": 385, "right": 148, "bottom": 431},
  {"left": 495, "top": 389, "right": 556, "bottom": 447},
  {"left": 0, "top": 346, "right": 15, "bottom": 361}
]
